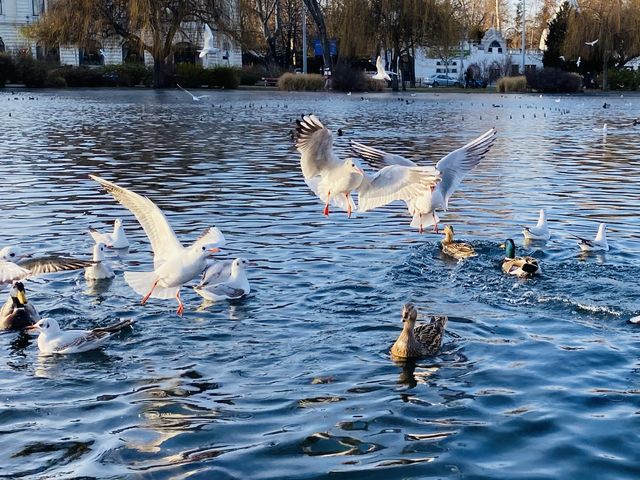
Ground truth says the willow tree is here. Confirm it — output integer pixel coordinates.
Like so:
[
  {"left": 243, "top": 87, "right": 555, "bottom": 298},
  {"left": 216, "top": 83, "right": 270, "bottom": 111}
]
[
  {"left": 29, "top": 0, "right": 232, "bottom": 87},
  {"left": 564, "top": 0, "right": 640, "bottom": 90}
]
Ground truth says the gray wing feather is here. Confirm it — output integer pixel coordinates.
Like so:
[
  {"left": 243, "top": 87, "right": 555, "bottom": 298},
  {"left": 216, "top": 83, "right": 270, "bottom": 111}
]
[
  {"left": 18, "top": 256, "right": 94, "bottom": 277},
  {"left": 350, "top": 141, "right": 417, "bottom": 169}
]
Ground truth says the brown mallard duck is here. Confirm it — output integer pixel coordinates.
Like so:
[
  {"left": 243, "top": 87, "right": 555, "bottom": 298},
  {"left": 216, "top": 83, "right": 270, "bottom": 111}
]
[
  {"left": 391, "top": 303, "right": 448, "bottom": 358},
  {"left": 441, "top": 225, "right": 476, "bottom": 259},
  {"left": 501, "top": 239, "right": 540, "bottom": 277},
  {"left": 0, "top": 282, "right": 40, "bottom": 330}
]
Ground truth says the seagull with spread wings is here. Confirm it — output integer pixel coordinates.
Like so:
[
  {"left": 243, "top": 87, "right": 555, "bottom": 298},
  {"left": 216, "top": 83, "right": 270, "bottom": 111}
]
[
  {"left": 90, "top": 175, "right": 225, "bottom": 316},
  {"left": 199, "top": 24, "right": 220, "bottom": 58},
  {"left": 351, "top": 128, "right": 497, "bottom": 233},
  {"left": 176, "top": 83, "right": 210, "bottom": 102},
  {"left": 372, "top": 56, "right": 392, "bottom": 81},
  {"left": 296, "top": 115, "right": 440, "bottom": 219}
]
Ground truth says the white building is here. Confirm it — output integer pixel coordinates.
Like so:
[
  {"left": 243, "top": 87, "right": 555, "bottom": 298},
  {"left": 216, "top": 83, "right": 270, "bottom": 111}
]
[
  {"left": 414, "top": 28, "right": 543, "bottom": 84},
  {"left": 0, "top": 0, "right": 241, "bottom": 68}
]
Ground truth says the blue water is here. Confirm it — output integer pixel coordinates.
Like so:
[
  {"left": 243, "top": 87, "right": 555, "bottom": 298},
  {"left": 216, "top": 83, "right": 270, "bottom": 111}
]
[{"left": 1, "top": 89, "right": 640, "bottom": 479}]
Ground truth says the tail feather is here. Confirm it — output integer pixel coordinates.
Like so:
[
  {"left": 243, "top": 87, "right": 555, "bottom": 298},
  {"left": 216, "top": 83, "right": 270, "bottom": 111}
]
[
  {"left": 410, "top": 211, "right": 440, "bottom": 229},
  {"left": 124, "top": 271, "right": 178, "bottom": 299}
]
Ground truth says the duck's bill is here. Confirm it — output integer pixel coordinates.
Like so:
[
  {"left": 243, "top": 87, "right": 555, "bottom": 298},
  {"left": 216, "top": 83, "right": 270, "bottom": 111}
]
[{"left": 17, "top": 290, "right": 28, "bottom": 304}]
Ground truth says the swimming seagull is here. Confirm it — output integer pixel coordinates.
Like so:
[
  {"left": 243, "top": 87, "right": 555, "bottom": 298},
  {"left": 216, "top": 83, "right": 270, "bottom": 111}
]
[
  {"left": 372, "top": 56, "right": 392, "bottom": 81},
  {"left": 89, "top": 218, "right": 130, "bottom": 248},
  {"left": 351, "top": 128, "right": 497, "bottom": 233},
  {"left": 296, "top": 115, "right": 440, "bottom": 219},
  {"left": 199, "top": 24, "right": 220, "bottom": 58},
  {"left": 585, "top": 39, "right": 598, "bottom": 47},
  {"left": 194, "top": 258, "right": 251, "bottom": 301},
  {"left": 85, "top": 243, "right": 115, "bottom": 280},
  {"left": 89, "top": 175, "right": 225, "bottom": 316},
  {"left": 522, "top": 209, "right": 550, "bottom": 240},
  {"left": 570, "top": 223, "right": 609, "bottom": 252},
  {"left": 31, "top": 317, "right": 135, "bottom": 354},
  {"left": 176, "top": 84, "right": 210, "bottom": 102}
]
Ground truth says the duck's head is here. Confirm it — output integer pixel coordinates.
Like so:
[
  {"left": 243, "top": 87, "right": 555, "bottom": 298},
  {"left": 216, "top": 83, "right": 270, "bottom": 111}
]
[
  {"left": 401, "top": 303, "right": 418, "bottom": 325},
  {"left": 500, "top": 239, "right": 516, "bottom": 259},
  {"left": 10, "top": 282, "right": 28, "bottom": 306},
  {"left": 33, "top": 317, "right": 61, "bottom": 335},
  {"left": 443, "top": 225, "right": 454, "bottom": 243}
]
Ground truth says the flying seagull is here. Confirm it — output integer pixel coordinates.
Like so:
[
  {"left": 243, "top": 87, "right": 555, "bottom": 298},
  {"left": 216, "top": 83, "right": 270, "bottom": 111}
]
[
  {"left": 199, "top": 24, "right": 220, "bottom": 58},
  {"left": 585, "top": 39, "right": 598, "bottom": 47},
  {"left": 372, "top": 56, "right": 392, "bottom": 81},
  {"left": 176, "top": 84, "right": 210, "bottom": 102}
]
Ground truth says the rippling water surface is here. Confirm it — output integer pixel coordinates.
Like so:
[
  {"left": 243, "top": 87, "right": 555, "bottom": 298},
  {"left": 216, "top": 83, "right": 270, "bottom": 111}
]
[{"left": 1, "top": 89, "right": 640, "bottom": 479}]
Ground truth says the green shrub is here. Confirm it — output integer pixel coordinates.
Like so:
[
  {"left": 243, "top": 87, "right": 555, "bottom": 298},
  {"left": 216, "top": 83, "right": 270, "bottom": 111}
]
[
  {"left": 97, "top": 64, "right": 152, "bottom": 87},
  {"left": 238, "top": 66, "right": 264, "bottom": 86},
  {"left": 46, "top": 73, "right": 67, "bottom": 88},
  {"left": 206, "top": 66, "right": 240, "bottom": 89},
  {"left": 365, "top": 77, "right": 385, "bottom": 92},
  {"left": 176, "top": 63, "right": 207, "bottom": 88},
  {"left": 15, "top": 54, "right": 47, "bottom": 87},
  {"left": 525, "top": 67, "right": 582, "bottom": 93},
  {"left": 331, "top": 64, "right": 369, "bottom": 92},
  {"left": 48, "top": 66, "right": 104, "bottom": 87},
  {"left": 605, "top": 69, "right": 639, "bottom": 91},
  {"left": 496, "top": 76, "right": 527, "bottom": 93},
  {"left": 277, "top": 72, "right": 325, "bottom": 91},
  {"left": 0, "top": 54, "right": 15, "bottom": 87}
]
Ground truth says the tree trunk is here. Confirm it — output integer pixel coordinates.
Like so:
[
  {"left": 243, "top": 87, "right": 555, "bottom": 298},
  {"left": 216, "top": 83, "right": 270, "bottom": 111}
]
[
  {"left": 601, "top": 53, "right": 609, "bottom": 91},
  {"left": 153, "top": 55, "right": 168, "bottom": 88},
  {"left": 303, "top": 0, "right": 331, "bottom": 72}
]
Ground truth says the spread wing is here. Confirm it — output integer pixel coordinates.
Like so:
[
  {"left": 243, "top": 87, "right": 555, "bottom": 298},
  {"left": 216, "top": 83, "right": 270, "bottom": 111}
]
[
  {"left": 0, "top": 261, "right": 30, "bottom": 285},
  {"left": 88, "top": 227, "right": 111, "bottom": 245},
  {"left": 357, "top": 165, "right": 440, "bottom": 212},
  {"left": 350, "top": 141, "right": 417, "bottom": 169},
  {"left": 435, "top": 128, "right": 496, "bottom": 209},
  {"left": 18, "top": 256, "right": 93, "bottom": 277},
  {"left": 375, "top": 56, "right": 391, "bottom": 81},
  {"left": 204, "top": 24, "right": 215, "bottom": 50},
  {"left": 90, "top": 175, "right": 184, "bottom": 268},
  {"left": 296, "top": 115, "right": 342, "bottom": 181}
]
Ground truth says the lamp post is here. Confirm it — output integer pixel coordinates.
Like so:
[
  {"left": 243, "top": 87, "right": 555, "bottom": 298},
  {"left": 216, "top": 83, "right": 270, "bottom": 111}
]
[
  {"left": 302, "top": 0, "right": 307, "bottom": 74},
  {"left": 521, "top": 0, "right": 526, "bottom": 73}
]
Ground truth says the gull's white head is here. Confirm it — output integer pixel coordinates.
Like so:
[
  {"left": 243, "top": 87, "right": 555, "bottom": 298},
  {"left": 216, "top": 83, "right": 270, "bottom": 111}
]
[
  {"left": 114, "top": 218, "right": 123, "bottom": 228},
  {"left": 231, "top": 258, "right": 250, "bottom": 273},
  {"left": 0, "top": 245, "right": 29, "bottom": 262},
  {"left": 193, "top": 227, "right": 226, "bottom": 258},
  {"left": 34, "top": 318, "right": 61, "bottom": 335},
  {"left": 93, "top": 243, "right": 107, "bottom": 261},
  {"left": 344, "top": 158, "right": 364, "bottom": 176},
  {"left": 596, "top": 223, "right": 607, "bottom": 241}
]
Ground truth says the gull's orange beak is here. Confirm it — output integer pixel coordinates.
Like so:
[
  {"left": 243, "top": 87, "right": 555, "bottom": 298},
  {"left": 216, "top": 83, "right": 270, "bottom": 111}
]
[{"left": 208, "top": 248, "right": 220, "bottom": 253}]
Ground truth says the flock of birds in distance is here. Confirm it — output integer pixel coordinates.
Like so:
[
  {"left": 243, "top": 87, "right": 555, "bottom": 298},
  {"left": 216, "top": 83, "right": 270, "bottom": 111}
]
[{"left": 2, "top": 110, "right": 633, "bottom": 359}]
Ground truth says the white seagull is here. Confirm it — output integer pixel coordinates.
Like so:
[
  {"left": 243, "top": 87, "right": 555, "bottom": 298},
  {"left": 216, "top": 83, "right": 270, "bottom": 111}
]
[
  {"left": 522, "top": 209, "right": 550, "bottom": 241},
  {"left": 85, "top": 243, "right": 115, "bottom": 281},
  {"left": 372, "top": 56, "right": 392, "bottom": 81},
  {"left": 0, "top": 245, "right": 31, "bottom": 262},
  {"left": 351, "top": 128, "right": 497, "bottom": 233},
  {"left": 296, "top": 115, "right": 440, "bottom": 219},
  {"left": 176, "top": 84, "right": 210, "bottom": 102},
  {"left": 585, "top": 39, "right": 598, "bottom": 47},
  {"left": 32, "top": 317, "right": 135, "bottom": 354},
  {"left": 570, "top": 223, "right": 609, "bottom": 252},
  {"left": 89, "top": 218, "right": 130, "bottom": 249},
  {"left": 90, "top": 175, "right": 225, "bottom": 316},
  {"left": 576, "top": 56, "right": 581, "bottom": 67},
  {"left": 194, "top": 258, "right": 251, "bottom": 301},
  {"left": 199, "top": 24, "right": 220, "bottom": 58}
]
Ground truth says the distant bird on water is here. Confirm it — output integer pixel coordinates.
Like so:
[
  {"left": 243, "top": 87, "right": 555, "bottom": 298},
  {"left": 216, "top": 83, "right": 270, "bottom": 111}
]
[
  {"left": 89, "top": 218, "right": 129, "bottom": 249},
  {"left": 522, "top": 209, "right": 550, "bottom": 241},
  {"left": 570, "top": 223, "right": 609, "bottom": 252}
]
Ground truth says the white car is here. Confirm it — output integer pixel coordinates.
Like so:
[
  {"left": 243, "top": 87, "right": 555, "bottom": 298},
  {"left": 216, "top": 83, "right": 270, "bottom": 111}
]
[{"left": 425, "top": 74, "right": 461, "bottom": 87}]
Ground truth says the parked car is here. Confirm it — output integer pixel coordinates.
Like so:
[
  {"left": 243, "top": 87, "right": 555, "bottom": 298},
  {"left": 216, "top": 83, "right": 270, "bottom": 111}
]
[
  {"left": 467, "top": 78, "right": 488, "bottom": 88},
  {"left": 425, "top": 74, "right": 461, "bottom": 87}
]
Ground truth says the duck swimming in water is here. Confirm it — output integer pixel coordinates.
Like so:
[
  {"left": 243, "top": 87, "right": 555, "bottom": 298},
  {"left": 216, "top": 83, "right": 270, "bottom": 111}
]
[
  {"left": 501, "top": 239, "right": 540, "bottom": 277},
  {"left": 391, "top": 303, "right": 448, "bottom": 358},
  {"left": 440, "top": 225, "right": 476, "bottom": 259},
  {"left": 0, "top": 282, "right": 40, "bottom": 330}
]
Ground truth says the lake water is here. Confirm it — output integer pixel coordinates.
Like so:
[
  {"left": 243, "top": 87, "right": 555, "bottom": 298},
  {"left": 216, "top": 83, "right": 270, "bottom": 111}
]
[{"left": 1, "top": 88, "right": 640, "bottom": 479}]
